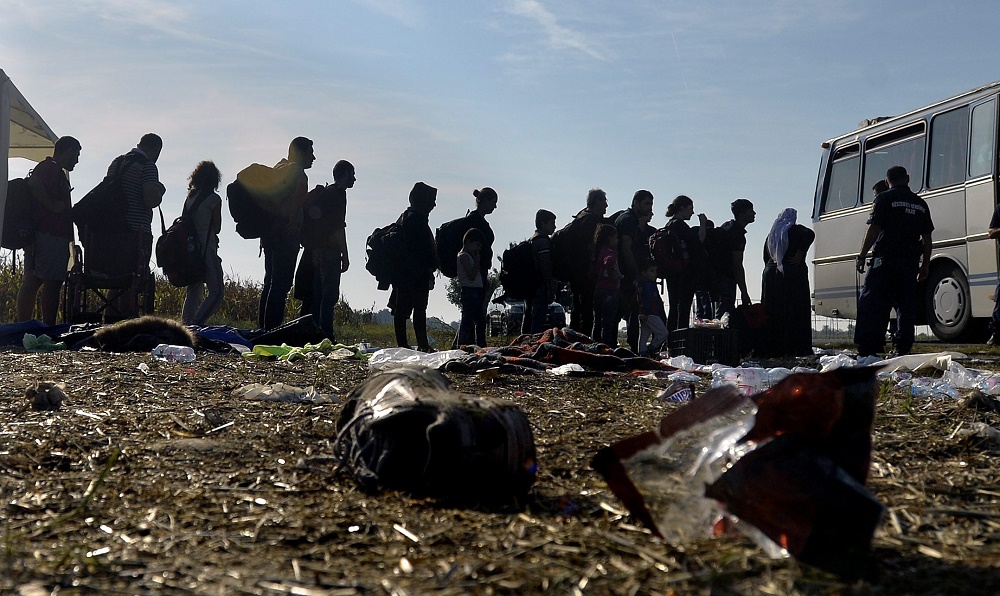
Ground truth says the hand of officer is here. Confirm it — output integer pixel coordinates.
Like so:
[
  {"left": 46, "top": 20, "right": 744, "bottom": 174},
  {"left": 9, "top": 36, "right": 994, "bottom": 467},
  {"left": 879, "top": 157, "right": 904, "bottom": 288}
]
[{"left": 855, "top": 254, "right": 866, "bottom": 274}]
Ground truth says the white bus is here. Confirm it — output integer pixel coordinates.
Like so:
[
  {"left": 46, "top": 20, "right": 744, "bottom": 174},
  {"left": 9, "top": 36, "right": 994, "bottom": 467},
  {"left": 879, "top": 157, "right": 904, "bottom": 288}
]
[{"left": 812, "top": 81, "right": 1000, "bottom": 342}]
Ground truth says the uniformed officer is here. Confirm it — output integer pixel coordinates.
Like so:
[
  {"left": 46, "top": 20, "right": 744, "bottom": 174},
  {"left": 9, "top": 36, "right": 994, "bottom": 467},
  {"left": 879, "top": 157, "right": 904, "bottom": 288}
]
[{"left": 854, "top": 166, "right": 934, "bottom": 357}]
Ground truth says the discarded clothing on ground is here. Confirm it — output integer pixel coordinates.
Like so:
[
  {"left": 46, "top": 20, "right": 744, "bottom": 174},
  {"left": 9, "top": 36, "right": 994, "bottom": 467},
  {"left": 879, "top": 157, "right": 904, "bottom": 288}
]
[
  {"left": 334, "top": 366, "right": 537, "bottom": 501},
  {"left": 591, "top": 366, "right": 883, "bottom": 579},
  {"left": 448, "top": 327, "right": 677, "bottom": 374}
]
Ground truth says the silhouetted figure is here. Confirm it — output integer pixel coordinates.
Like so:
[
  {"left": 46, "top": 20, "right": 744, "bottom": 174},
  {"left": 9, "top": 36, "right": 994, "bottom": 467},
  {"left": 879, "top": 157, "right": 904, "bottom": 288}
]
[
  {"left": 15, "top": 136, "right": 81, "bottom": 325},
  {"left": 180, "top": 161, "right": 224, "bottom": 326},
  {"left": 709, "top": 198, "right": 755, "bottom": 318},
  {"left": 761, "top": 208, "right": 815, "bottom": 357},
  {"left": 390, "top": 182, "right": 438, "bottom": 350},
  {"left": 257, "top": 137, "right": 314, "bottom": 330},
  {"left": 855, "top": 166, "right": 933, "bottom": 357},
  {"left": 614, "top": 190, "right": 655, "bottom": 352},
  {"left": 457, "top": 227, "right": 487, "bottom": 346},
  {"left": 662, "top": 194, "right": 708, "bottom": 333},
  {"left": 522, "top": 209, "right": 557, "bottom": 334},
  {"left": 591, "top": 223, "right": 622, "bottom": 347}
]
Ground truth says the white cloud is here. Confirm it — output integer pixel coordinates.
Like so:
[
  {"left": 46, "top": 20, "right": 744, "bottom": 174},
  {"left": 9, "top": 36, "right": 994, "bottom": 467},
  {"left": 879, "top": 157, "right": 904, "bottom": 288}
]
[
  {"left": 504, "top": 0, "right": 608, "bottom": 62},
  {"left": 352, "top": 0, "right": 426, "bottom": 30}
]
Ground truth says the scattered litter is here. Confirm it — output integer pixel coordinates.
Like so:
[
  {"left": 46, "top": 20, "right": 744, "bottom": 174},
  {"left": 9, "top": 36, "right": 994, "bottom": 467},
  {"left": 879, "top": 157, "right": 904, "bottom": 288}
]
[
  {"left": 593, "top": 366, "right": 884, "bottom": 579},
  {"left": 654, "top": 384, "right": 693, "bottom": 403},
  {"left": 667, "top": 371, "right": 701, "bottom": 382},
  {"left": 958, "top": 389, "right": 1000, "bottom": 412},
  {"left": 26, "top": 381, "right": 68, "bottom": 411},
  {"left": 22, "top": 333, "right": 67, "bottom": 352},
  {"left": 367, "top": 348, "right": 467, "bottom": 371},
  {"left": 232, "top": 383, "right": 339, "bottom": 404},
  {"left": 942, "top": 361, "right": 1000, "bottom": 395},
  {"left": 896, "top": 377, "right": 959, "bottom": 399},
  {"left": 711, "top": 366, "right": 800, "bottom": 396},
  {"left": 821, "top": 351, "right": 965, "bottom": 374},
  {"left": 137, "top": 362, "right": 150, "bottom": 375},
  {"left": 957, "top": 422, "right": 1000, "bottom": 445},
  {"left": 477, "top": 367, "right": 500, "bottom": 382},
  {"left": 548, "top": 363, "right": 584, "bottom": 375}
]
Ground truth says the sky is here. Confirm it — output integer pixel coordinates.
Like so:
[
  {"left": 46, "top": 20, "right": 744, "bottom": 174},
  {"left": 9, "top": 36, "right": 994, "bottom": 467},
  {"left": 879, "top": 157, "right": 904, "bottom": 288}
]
[{"left": 3, "top": 0, "right": 999, "bottom": 324}]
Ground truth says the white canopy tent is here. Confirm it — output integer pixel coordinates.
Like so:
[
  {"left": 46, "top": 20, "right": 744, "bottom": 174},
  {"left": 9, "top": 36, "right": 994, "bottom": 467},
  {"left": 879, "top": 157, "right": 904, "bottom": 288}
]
[{"left": 1, "top": 68, "right": 59, "bottom": 241}]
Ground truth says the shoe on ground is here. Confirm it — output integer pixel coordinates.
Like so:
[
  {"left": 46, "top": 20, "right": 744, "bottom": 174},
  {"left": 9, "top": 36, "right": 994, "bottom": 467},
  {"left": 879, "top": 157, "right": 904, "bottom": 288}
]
[{"left": 988, "top": 334, "right": 999, "bottom": 346}]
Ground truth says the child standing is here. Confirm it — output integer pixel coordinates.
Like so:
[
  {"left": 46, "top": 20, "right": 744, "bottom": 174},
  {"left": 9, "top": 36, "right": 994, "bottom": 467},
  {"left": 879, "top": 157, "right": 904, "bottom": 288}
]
[
  {"left": 591, "top": 223, "right": 622, "bottom": 347},
  {"left": 638, "top": 260, "right": 669, "bottom": 357},
  {"left": 457, "top": 228, "right": 487, "bottom": 347}
]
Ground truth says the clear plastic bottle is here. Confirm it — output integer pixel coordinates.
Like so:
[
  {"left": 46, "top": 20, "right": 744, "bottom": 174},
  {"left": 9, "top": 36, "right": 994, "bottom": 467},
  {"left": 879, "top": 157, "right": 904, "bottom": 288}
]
[
  {"left": 151, "top": 344, "right": 196, "bottom": 362},
  {"left": 712, "top": 367, "right": 769, "bottom": 395}
]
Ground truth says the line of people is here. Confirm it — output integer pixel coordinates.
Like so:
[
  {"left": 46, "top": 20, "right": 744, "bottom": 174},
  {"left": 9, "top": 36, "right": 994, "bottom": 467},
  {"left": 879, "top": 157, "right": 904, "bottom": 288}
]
[{"left": 13, "top": 133, "right": 818, "bottom": 360}]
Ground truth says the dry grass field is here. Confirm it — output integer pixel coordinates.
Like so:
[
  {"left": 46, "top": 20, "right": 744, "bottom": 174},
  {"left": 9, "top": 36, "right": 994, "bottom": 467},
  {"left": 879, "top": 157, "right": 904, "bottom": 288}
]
[{"left": 1, "top": 342, "right": 999, "bottom": 594}]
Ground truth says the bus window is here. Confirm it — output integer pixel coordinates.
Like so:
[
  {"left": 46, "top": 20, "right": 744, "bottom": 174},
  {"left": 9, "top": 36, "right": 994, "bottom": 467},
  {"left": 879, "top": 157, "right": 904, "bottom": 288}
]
[
  {"left": 969, "top": 100, "right": 995, "bottom": 178},
  {"left": 822, "top": 144, "right": 860, "bottom": 213},
  {"left": 863, "top": 123, "right": 926, "bottom": 201},
  {"left": 928, "top": 105, "right": 970, "bottom": 189}
]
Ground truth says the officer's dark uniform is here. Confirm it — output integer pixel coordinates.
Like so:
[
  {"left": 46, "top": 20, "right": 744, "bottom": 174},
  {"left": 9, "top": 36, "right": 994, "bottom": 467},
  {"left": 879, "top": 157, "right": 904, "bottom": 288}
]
[{"left": 854, "top": 186, "right": 933, "bottom": 356}]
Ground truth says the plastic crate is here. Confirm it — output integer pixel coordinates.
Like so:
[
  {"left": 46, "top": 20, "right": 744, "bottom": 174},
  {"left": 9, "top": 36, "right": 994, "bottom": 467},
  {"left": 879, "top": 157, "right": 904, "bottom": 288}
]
[{"left": 669, "top": 327, "right": 741, "bottom": 366}]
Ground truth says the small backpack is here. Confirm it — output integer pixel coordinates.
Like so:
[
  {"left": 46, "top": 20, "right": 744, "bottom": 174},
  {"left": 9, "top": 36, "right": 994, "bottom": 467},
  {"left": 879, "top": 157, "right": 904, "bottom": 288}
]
[
  {"left": 155, "top": 192, "right": 210, "bottom": 288},
  {"left": 1, "top": 176, "right": 34, "bottom": 250},
  {"left": 649, "top": 224, "right": 688, "bottom": 278},
  {"left": 365, "top": 222, "right": 405, "bottom": 290},
  {"left": 435, "top": 215, "right": 475, "bottom": 278},
  {"left": 498, "top": 240, "right": 538, "bottom": 300}
]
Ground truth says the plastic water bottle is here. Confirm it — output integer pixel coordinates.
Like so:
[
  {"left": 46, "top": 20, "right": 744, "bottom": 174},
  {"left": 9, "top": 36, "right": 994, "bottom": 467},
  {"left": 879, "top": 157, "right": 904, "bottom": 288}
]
[
  {"left": 151, "top": 344, "right": 196, "bottom": 363},
  {"left": 712, "top": 367, "right": 769, "bottom": 396}
]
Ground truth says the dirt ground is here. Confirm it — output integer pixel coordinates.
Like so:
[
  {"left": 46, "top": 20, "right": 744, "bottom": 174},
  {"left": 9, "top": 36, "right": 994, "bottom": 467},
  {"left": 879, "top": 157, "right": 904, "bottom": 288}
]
[{"left": 2, "top": 347, "right": 1000, "bottom": 595}]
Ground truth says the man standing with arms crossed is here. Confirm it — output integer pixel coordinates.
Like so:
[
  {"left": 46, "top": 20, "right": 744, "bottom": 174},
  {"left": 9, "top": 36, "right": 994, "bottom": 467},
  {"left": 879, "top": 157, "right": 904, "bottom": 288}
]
[{"left": 855, "top": 166, "right": 933, "bottom": 358}]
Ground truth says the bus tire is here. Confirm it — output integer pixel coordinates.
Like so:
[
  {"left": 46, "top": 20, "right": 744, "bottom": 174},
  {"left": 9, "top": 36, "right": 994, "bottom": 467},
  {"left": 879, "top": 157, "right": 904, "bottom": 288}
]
[{"left": 925, "top": 262, "right": 973, "bottom": 341}]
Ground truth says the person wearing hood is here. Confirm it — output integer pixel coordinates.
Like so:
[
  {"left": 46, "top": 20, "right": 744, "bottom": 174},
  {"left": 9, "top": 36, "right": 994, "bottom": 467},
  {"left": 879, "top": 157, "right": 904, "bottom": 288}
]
[
  {"left": 389, "top": 182, "right": 439, "bottom": 350},
  {"left": 761, "top": 207, "right": 815, "bottom": 357}
]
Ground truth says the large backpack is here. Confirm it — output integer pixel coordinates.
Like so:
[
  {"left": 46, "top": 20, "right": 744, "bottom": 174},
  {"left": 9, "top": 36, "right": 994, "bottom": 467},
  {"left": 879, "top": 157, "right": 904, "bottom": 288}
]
[
  {"left": 155, "top": 192, "right": 210, "bottom": 288},
  {"left": 498, "top": 240, "right": 538, "bottom": 300},
  {"left": 72, "top": 154, "right": 141, "bottom": 236},
  {"left": 365, "top": 222, "right": 405, "bottom": 290},
  {"left": 649, "top": 223, "right": 688, "bottom": 279},
  {"left": 228, "top": 163, "right": 296, "bottom": 240},
  {"left": 1, "top": 176, "right": 34, "bottom": 250},
  {"left": 550, "top": 211, "right": 600, "bottom": 282},
  {"left": 435, "top": 215, "right": 475, "bottom": 278}
]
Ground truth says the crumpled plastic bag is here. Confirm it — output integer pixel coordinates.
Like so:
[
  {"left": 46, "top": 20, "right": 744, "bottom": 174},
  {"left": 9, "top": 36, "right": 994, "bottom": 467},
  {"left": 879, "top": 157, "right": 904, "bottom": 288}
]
[
  {"left": 232, "top": 382, "right": 338, "bottom": 404},
  {"left": 368, "top": 347, "right": 467, "bottom": 371},
  {"left": 23, "top": 333, "right": 67, "bottom": 353},
  {"left": 334, "top": 366, "right": 536, "bottom": 500}
]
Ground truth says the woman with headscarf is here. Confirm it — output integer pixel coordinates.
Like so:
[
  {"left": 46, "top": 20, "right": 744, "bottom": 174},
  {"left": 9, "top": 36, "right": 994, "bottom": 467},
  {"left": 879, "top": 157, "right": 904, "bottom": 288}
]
[
  {"left": 761, "top": 208, "right": 815, "bottom": 357},
  {"left": 389, "top": 182, "right": 439, "bottom": 351}
]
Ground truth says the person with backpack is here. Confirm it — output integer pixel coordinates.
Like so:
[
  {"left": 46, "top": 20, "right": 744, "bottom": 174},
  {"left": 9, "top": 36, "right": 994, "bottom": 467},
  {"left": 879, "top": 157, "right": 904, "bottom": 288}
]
[
  {"left": 297, "top": 159, "right": 355, "bottom": 340},
  {"left": 614, "top": 189, "right": 655, "bottom": 352},
  {"left": 447, "top": 187, "right": 498, "bottom": 346},
  {"left": 709, "top": 198, "right": 756, "bottom": 318},
  {"left": 663, "top": 195, "right": 708, "bottom": 333},
  {"left": 256, "top": 137, "right": 315, "bottom": 330},
  {"left": 179, "top": 161, "right": 224, "bottom": 326},
  {"left": 590, "top": 223, "right": 621, "bottom": 347},
  {"left": 457, "top": 227, "right": 487, "bottom": 347},
  {"left": 14, "top": 136, "right": 82, "bottom": 325},
  {"left": 390, "top": 182, "right": 439, "bottom": 351},
  {"left": 522, "top": 209, "right": 557, "bottom": 334},
  {"left": 554, "top": 188, "right": 608, "bottom": 337}
]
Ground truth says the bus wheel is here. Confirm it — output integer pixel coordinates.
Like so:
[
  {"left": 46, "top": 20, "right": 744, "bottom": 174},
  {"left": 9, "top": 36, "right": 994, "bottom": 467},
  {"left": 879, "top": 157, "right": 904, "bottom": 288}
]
[{"left": 925, "top": 263, "right": 972, "bottom": 341}]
